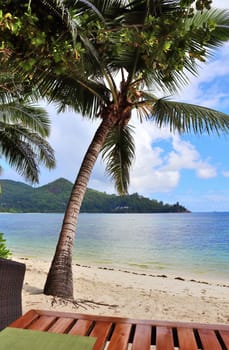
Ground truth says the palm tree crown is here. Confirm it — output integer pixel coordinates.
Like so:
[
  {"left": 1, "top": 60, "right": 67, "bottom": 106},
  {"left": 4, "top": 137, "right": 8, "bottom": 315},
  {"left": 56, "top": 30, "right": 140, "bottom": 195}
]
[{"left": 31, "top": 0, "right": 229, "bottom": 193}]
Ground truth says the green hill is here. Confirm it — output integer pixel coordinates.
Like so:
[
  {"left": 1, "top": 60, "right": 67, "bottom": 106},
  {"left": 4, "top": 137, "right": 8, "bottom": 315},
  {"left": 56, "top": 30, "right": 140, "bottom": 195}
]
[{"left": 0, "top": 178, "right": 189, "bottom": 213}]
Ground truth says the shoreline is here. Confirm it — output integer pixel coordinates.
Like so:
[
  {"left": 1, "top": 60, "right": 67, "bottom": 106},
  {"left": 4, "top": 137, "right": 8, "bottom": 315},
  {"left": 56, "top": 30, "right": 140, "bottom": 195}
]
[
  {"left": 18, "top": 253, "right": 229, "bottom": 286},
  {"left": 15, "top": 256, "right": 229, "bottom": 325},
  {"left": 74, "top": 262, "right": 229, "bottom": 287}
]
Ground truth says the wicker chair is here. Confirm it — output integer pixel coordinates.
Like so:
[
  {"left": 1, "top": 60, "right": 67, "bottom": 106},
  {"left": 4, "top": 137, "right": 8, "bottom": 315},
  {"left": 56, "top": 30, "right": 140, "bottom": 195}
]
[{"left": 0, "top": 258, "right": 26, "bottom": 330}]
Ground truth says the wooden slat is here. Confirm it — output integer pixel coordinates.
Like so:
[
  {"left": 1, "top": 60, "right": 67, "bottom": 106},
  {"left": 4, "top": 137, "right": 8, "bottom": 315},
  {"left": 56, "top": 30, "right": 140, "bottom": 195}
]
[
  {"left": 219, "top": 330, "right": 229, "bottom": 349},
  {"left": 177, "top": 327, "right": 198, "bottom": 350},
  {"left": 27, "top": 316, "right": 56, "bottom": 331},
  {"left": 132, "top": 324, "right": 151, "bottom": 350},
  {"left": 90, "top": 321, "right": 113, "bottom": 350},
  {"left": 10, "top": 309, "right": 39, "bottom": 329},
  {"left": 68, "top": 319, "right": 93, "bottom": 336},
  {"left": 198, "top": 329, "right": 222, "bottom": 350},
  {"left": 156, "top": 326, "right": 174, "bottom": 350},
  {"left": 31, "top": 310, "right": 229, "bottom": 331},
  {"left": 107, "top": 323, "right": 132, "bottom": 350},
  {"left": 48, "top": 317, "right": 75, "bottom": 333}
]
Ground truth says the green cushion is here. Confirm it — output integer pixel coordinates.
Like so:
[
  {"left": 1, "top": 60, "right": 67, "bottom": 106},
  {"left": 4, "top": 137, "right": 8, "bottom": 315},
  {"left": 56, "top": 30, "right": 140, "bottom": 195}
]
[{"left": 0, "top": 327, "right": 96, "bottom": 350}]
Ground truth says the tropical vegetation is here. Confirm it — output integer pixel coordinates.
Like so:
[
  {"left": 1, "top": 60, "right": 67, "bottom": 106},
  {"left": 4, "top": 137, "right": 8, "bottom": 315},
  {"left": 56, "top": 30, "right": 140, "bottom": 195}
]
[
  {"left": 0, "top": 232, "right": 11, "bottom": 259},
  {"left": 0, "top": 178, "right": 189, "bottom": 213},
  {"left": 1, "top": 0, "right": 229, "bottom": 298}
]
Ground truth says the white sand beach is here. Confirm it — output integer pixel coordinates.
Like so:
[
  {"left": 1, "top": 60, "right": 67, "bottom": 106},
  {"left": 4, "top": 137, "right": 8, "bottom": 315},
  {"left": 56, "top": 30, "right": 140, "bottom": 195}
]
[{"left": 16, "top": 256, "right": 229, "bottom": 325}]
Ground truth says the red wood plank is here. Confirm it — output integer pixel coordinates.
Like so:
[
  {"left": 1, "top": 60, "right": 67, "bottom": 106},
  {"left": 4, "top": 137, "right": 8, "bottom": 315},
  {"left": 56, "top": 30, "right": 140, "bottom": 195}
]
[
  {"left": 68, "top": 319, "right": 93, "bottom": 336},
  {"left": 107, "top": 323, "right": 132, "bottom": 350},
  {"left": 219, "top": 330, "right": 229, "bottom": 349},
  {"left": 132, "top": 324, "right": 151, "bottom": 350},
  {"left": 90, "top": 321, "right": 113, "bottom": 350},
  {"left": 48, "top": 317, "right": 75, "bottom": 333},
  {"left": 198, "top": 329, "right": 222, "bottom": 350},
  {"left": 156, "top": 326, "right": 174, "bottom": 350},
  {"left": 9, "top": 310, "right": 39, "bottom": 329},
  {"left": 177, "top": 327, "right": 198, "bottom": 350},
  {"left": 27, "top": 316, "right": 56, "bottom": 331}
]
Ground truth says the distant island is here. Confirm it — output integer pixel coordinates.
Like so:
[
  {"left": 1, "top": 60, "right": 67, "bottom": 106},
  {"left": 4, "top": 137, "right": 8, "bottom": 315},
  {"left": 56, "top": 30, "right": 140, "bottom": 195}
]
[{"left": 0, "top": 178, "right": 189, "bottom": 213}]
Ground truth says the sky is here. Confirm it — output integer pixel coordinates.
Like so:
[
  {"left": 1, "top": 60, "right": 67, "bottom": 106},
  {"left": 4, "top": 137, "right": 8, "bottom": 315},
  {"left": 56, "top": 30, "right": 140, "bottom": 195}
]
[{"left": 1, "top": 0, "right": 229, "bottom": 212}]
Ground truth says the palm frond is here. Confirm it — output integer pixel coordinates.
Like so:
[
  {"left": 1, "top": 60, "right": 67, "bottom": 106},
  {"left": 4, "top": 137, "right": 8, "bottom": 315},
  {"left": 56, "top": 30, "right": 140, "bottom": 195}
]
[
  {"left": 0, "top": 69, "right": 51, "bottom": 136},
  {"left": 0, "top": 123, "right": 39, "bottom": 183},
  {"left": 87, "top": 0, "right": 130, "bottom": 26},
  {"left": 11, "top": 124, "right": 56, "bottom": 169},
  {"left": 0, "top": 69, "right": 56, "bottom": 183},
  {"left": 152, "top": 98, "right": 229, "bottom": 135},
  {"left": 185, "top": 9, "right": 229, "bottom": 50},
  {"left": 32, "top": 68, "right": 110, "bottom": 118},
  {"left": 21, "top": 131, "right": 56, "bottom": 170},
  {"left": 121, "top": 0, "right": 180, "bottom": 25},
  {"left": 41, "top": 0, "right": 105, "bottom": 44},
  {"left": 116, "top": 6, "right": 229, "bottom": 94},
  {"left": 101, "top": 124, "right": 135, "bottom": 195},
  {"left": 0, "top": 123, "right": 55, "bottom": 183},
  {"left": 77, "top": 0, "right": 105, "bottom": 21},
  {"left": 0, "top": 102, "right": 51, "bottom": 137}
]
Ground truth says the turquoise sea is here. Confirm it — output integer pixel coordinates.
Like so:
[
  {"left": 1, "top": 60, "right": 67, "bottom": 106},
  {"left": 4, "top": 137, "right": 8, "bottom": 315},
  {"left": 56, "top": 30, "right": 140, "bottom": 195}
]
[{"left": 1, "top": 212, "right": 229, "bottom": 281}]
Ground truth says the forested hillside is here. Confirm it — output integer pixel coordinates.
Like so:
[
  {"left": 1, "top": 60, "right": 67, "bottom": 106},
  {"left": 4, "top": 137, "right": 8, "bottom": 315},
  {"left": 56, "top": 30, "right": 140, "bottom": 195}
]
[{"left": 0, "top": 178, "right": 189, "bottom": 213}]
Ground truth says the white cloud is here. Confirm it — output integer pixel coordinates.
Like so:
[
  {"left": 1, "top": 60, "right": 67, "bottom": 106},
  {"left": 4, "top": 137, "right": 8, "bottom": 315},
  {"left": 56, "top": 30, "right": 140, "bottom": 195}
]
[
  {"left": 39, "top": 104, "right": 101, "bottom": 185},
  {"left": 212, "top": 0, "right": 229, "bottom": 8},
  {"left": 130, "top": 169, "right": 180, "bottom": 194},
  {"left": 166, "top": 137, "right": 199, "bottom": 170},
  {"left": 163, "top": 135, "right": 217, "bottom": 179},
  {"left": 196, "top": 166, "right": 217, "bottom": 179},
  {"left": 116, "top": 120, "right": 218, "bottom": 195},
  {"left": 222, "top": 171, "right": 229, "bottom": 177}
]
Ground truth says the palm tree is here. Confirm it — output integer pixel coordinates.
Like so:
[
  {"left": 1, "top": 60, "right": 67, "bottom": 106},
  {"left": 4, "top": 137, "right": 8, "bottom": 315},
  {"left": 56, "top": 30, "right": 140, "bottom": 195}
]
[
  {"left": 41, "top": 1, "right": 229, "bottom": 298},
  {"left": 0, "top": 70, "right": 56, "bottom": 183},
  {"left": 2, "top": 0, "right": 229, "bottom": 298}
]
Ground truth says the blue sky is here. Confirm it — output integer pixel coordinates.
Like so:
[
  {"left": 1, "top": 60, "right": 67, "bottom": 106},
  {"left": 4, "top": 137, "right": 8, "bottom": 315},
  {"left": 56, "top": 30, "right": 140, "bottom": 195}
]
[{"left": 1, "top": 0, "right": 229, "bottom": 212}]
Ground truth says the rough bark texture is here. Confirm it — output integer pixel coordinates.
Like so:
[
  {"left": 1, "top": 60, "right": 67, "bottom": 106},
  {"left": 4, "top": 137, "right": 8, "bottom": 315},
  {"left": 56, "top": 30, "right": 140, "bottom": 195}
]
[{"left": 44, "top": 115, "right": 116, "bottom": 298}]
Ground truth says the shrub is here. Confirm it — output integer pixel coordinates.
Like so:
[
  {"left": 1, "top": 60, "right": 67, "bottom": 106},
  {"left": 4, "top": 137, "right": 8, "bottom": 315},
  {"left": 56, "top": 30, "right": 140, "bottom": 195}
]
[{"left": 0, "top": 232, "right": 12, "bottom": 259}]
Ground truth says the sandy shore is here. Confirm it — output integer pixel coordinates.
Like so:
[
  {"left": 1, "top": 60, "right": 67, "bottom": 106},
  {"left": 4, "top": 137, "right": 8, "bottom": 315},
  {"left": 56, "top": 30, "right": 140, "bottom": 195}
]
[{"left": 16, "top": 256, "right": 229, "bottom": 325}]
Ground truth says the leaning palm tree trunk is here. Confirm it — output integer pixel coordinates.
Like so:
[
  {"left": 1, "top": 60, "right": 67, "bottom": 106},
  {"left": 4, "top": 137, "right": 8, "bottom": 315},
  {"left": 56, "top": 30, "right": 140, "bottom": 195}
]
[{"left": 44, "top": 115, "right": 115, "bottom": 298}]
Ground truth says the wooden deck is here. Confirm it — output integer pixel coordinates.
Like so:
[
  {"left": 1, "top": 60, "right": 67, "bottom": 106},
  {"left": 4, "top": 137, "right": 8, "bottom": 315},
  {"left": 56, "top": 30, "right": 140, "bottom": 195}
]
[{"left": 10, "top": 309, "right": 229, "bottom": 350}]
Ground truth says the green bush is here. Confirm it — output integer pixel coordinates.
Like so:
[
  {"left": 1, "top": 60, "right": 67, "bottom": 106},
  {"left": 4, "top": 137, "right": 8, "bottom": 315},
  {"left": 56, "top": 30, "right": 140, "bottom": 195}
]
[{"left": 0, "top": 232, "right": 12, "bottom": 259}]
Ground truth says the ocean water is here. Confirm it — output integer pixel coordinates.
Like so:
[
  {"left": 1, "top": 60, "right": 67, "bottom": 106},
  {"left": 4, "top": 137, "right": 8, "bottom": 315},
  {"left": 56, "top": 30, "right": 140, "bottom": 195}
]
[{"left": 1, "top": 212, "right": 228, "bottom": 281}]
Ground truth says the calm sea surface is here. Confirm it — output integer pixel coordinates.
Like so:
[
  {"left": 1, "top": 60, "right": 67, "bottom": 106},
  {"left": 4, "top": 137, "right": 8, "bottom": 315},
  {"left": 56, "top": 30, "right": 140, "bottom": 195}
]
[{"left": 1, "top": 212, "right": 228, "bottom": 280}]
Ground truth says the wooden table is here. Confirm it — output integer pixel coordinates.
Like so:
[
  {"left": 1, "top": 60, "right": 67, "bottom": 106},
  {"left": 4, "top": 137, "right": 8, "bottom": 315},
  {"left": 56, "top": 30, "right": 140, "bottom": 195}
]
[{"left": 10, "top": 309, "right": 229, "bottom": 349}]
